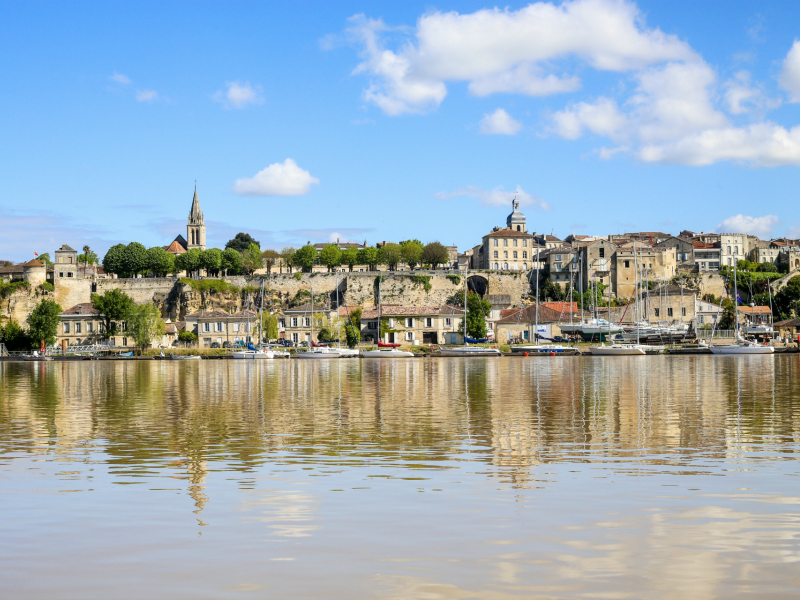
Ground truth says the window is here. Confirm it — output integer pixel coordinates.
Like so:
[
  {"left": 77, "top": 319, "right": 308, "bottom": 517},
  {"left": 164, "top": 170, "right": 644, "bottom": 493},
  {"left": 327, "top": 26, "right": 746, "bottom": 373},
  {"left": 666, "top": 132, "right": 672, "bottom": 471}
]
[
  {"left": 291, "top": 317, "right": 298, "bottom": 327},
  {"left": 493, "top": 263, "right": 499, "bottom": 270},
  {"left": 513, "top": 239, "right": 518, "bottom": 247},
  {"left": 291, "top": 332, "right": 299, "bottom": 343},
  {"left": 513, "top": 251, "right": 518, "bottom": 258},
  {"left": 555, "top": 263, "right": 562, "bottom": 271},
  {"left": 624, "top": 260, "right": 630, "bottom": 268},
  {"left": 556, "top": 254, "right": 562, "bottom": 261},
  {"left": 523, "top": 330, "right": 529, "bottom": 340},
  {"left": 599, "top": 247, "right": 605, "bottom": 258},
  {"left": 246, "top": 323, "right": 251, "bottom": 332},
  {"left": 368, "top": 321, "right": 377, "bottom": 330},
  {"left": 123, "top": 337, "right": 128, "bottom": 346},
  {"left": 405, "top": 317, "right": 414, "bottom": 327},
  {"left": 503, "top": 239, "right": 508, "bottom": 247},
  {"left": 523, "top": 239, "right": 527, "bottom": 247},
  {"left": 215, "top": 322, "right": 224, "bottom": 332},
  {"left": 503, "top": 251, "right": 508, "bottom": 259},
  {"left": 279, "top": 319, "right": 286, "bottom": 328},
  {"left": 682, "top": 307, "right": 686, "bottom": 316},
  {"left": 303, "top": 318, "right": 310, "bottom": 327},
  {"left": 522, "top": 251, "right": 527, "bottom": 259},
  {"left": 59, "top": 272, "right": 64, "bottom": 278},
  {"left": 493, "top": 251, "right": 498, "bottom": 258},
  {"left": 87, "top": 322, "right": 93, "bottom": 333},
  {"left": 727, "top": 246, "right": 731, "bottom": 254},
  {"left": 232, "top": 323, "right": 239, "bottom": 332},
  {"left": 64, "top": 322, "right": 70, "bottom": 334},
  {"left": 599, "top": 277, "right": 603, "bottom": 284},
  {"left": 405, "top": 332, "right": 413, "bottom": 341},
  {"left": 654, "top": 308, "right": 660, "bottom": 317},
  {"left": 523, "top": 263, "right": 527, "bottom": 269},
  {"left": 425, "top": 317, "right": 433, "bottom": 327},
  {"left": 503, "top": 263, "right": 509, "bottom": 270},
  {"left": 445, "top": 317, "right": 452, "bottom": 327},
  {"left": 734, "top": 246, "right": 738, "bottom": 255},
  {"left": 75, "top": 322, "right": 81, "bottom": 334},
  {"left": 667, "top": 307, "right": 673, "bottom": 317},
  {"left": 203, "top": 338, "right": 211, "bottom": 346},
  {"left": 203, "top": 323, "right": 211, "bottom": 332},
  {"left": 493, "top": 239, "right": 498, "bottom": 247}
]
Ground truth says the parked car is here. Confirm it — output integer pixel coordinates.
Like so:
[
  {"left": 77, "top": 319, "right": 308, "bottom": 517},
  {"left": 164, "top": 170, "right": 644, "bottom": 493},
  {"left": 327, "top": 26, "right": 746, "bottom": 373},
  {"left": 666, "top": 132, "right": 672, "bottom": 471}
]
[
  {"left": 210, "top": 342, "right": 220, "bottom": 348},
  {"left": 278, "top": 338, "right": 294, "bottom": 347},
  {"left": 222, "top": 341, "right": 232, "bottom": 348}
]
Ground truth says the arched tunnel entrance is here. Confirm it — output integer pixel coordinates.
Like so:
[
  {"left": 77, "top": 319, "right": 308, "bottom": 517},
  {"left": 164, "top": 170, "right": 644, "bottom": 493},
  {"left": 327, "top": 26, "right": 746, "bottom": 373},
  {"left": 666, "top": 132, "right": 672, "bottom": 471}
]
[{"left": 467, "top": 275, "right": 488, "bottom": 297}]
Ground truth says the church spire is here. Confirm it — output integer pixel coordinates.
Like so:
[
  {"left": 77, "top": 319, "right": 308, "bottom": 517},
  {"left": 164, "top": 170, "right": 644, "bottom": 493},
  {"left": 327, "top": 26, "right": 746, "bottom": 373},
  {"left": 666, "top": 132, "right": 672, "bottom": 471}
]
[{"left": 189, "top": 184, "right": 204, "bottom": 225}]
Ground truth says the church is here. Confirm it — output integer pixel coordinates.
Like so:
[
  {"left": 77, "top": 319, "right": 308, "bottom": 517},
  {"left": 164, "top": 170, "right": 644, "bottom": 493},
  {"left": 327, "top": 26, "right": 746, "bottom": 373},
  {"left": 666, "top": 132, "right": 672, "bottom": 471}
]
[
  {"left": 165, "top": 186, "right": 206, "bottom": 255},
  {"left": 473, "top": 198, "right": 536, "bottom": 271}
]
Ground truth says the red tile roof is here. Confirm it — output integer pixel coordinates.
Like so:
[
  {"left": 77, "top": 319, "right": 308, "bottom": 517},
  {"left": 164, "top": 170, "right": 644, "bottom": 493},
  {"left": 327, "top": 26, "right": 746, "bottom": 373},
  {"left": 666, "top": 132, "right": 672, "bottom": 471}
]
[
  {"left": 60, "top": 303, "right": 101, "bottom": 316},
  {"left": 485, "top": 228, "right": 534, "bottom": 237},
  {"left": 361, "top": 305, "right": 462, "bottom": 319}
]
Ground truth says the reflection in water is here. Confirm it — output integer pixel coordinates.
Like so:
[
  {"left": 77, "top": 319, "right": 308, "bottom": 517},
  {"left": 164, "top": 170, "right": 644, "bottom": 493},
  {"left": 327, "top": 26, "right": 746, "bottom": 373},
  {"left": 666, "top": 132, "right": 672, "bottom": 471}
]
[{"left": 0, "top": 357, "right": 799, "bottom": 599}]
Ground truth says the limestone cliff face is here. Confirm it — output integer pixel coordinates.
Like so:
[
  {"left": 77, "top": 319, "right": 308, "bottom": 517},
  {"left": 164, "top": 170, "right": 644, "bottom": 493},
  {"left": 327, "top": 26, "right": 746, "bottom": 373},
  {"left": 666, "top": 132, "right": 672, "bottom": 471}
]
[{"left": 2, "top": 271, "right": 532, "bottom": 324}]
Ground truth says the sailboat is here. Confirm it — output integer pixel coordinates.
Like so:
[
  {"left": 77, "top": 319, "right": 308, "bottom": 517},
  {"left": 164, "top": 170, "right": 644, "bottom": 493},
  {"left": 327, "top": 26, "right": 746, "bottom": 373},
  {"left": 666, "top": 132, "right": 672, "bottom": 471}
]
[
  {"left": 709, "top": 260, "right": 774, "bottom": 355},
  {"left": 512, "top": 247, "right": 579, "bottom": 355},
  {"left": 363, "top": 274, "right": 413, "bottom": 358},
  {"left": 233, "top": 280, "right": 275, "bottom": 359},
  {"left": 438, "top": 265, "right": 501, "bottom": 356},
  {"left": 295, "top": 277, "right": 341, "bottom": 359}
]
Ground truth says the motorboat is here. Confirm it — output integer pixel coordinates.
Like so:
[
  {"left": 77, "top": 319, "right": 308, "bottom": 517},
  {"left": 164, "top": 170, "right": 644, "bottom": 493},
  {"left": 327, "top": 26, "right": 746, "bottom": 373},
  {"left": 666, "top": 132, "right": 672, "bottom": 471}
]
[
  {"left": 171, "top": 354, "right": 201, "bottom": 360},
  {"left": 742, "top": 324, "right": 774, "bottom": 336},
  {"left": 576, "top": 319, "right": 624, "bottom": 339},
  {"left": 591, "top": 344, "right": 646, "bottom": 356},
  {"left": 709, "top": 344, "right": 774, "bottom": 355},
  {"left": 510, "top": 345, "right": 579, "bottom": 355},
  {"left": 294, "top": 347, "right": 342, "bottom": 359},
  {"left": 438, "top": 346, "right": 502, "bottom": 356},
  {"left": 232, "top": 343, "right": 274, "bottom": 359},
  {"left": 362, "top": 347, "right": 414, "bottom": 358}
]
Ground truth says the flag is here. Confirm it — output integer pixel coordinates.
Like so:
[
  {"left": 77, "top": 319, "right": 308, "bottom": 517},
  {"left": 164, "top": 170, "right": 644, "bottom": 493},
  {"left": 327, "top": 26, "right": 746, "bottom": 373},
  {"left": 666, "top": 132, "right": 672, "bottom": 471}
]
[
  {"left": 736, "top": 294, "right": 742, "bottom": 303},
  {"left": 34, "top": 252, "right": 38, "bottom": 256}
]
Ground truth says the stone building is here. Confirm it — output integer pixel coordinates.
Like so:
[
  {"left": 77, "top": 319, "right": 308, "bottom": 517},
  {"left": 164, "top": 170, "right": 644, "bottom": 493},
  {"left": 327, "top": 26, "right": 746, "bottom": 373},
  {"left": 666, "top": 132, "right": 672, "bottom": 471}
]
[
  {"left": 577, "top": 238, "right": 617, "bottom": 295},
  {"left": 186, "top": 186, "right": 206, "bottom": 251},
  {"left": 655, "top": 236, "right": 694, "bottom": 268},
  {"left": 479, "top": 199, "right": 535, "bottom": 271},
  {"left": 360, "top": 305, "right": 463, "bottom": 345},
  {"left": 779, "top": 247, "right": 800, "bottom": 273},
  {"left": 719, "top": 233, "right": 749, "bottom": 267},
  {"left": 750, "top": 246, "right": 781, "bottom": 266},
  {"left": 54, "top": 244, "right": 79, "bottom": 280},
  {"left": 185, "top": 309, "right": 256, "bottom": 347},
  {"left": 22, "top": 259, "right": 47, "bottom": 287},
  {"left": 638, "top": 285, "right": 696, "bottom": 325},
  {"left": 693, "top": 242, "right": 720, "bottom": 271},
  {"left": 546, "top": 246, "right": 578, "bottom": 286},
  {"left": 494, "top": 304, "right": 568, "bottom": 343},
  {"left": 615, "top": 246, "right": 677, "bottom": 298}
]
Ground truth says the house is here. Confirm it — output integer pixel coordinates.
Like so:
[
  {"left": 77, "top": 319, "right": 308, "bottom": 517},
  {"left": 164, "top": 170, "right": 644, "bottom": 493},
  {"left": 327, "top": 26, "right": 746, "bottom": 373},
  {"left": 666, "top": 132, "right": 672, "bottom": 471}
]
[
  {"left": 57, "top": 303, "right": 127, "bottom": 347},
  {"left": 737, "top": 305, "right": 772, "bottom": 328},
  {"left": 533, "top": 233, "right": 563, "bottom": 250},
  {"left": 360, "top": 305, "right": 463, "bottom": 345},
  {"left": 693, "top": 242, "right": 721, "bottom": 271},
  {"left": 638, "top": 285, "right": 696, "bottom": 324},
  {"left": 695, "top": 297, "right": 723, "bottom": 328},
  {"left": 655, "top": 236, "right": 694, "bottom": 267},
  {"left": 54, "top": 244, "right": 79, "bottom": 279},
  {"left": 779, "top": 247, "right": 800, "bottom": 273},
  {"left": 577, "top": 238, "right": 617, "bottom": 294},
  {"left": 774, "top": 319, "right": 800, "bottom": 342},
  {"left": 718, "top": 233, "right": 750, "bottom": 268},
  {"left": 750, "top": 246, "right": 781, "bottom": 266},
  {"left": 494, "top": 304, "right": 570, "bottom": 343},
  {"left": 281, "top": 303, "right": 336, "bottom": 344},
  {"left": 479, "top": 198, "right": 535, "bottom": 271},
  {"left": 615, "top": 246, "right": 677, "bottom": 298},
  {"left": 184, "top": 309, "right": 257, "bottom": 347},
  {"left": 0, "top": 263, "right": 24, "bottom": 283},
  {"left": 546, "top": 246, "right": 578, "bottom": 286}
]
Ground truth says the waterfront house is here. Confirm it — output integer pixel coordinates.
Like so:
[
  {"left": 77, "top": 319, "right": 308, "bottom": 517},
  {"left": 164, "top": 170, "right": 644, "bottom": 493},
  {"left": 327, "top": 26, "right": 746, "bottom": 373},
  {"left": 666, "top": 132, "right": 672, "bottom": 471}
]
[
  {"left": 184, "top": 309, "right": 257, "bottom": 347},
  {"left": 360, "top": 305, "right": 463, "bottom": 345}
]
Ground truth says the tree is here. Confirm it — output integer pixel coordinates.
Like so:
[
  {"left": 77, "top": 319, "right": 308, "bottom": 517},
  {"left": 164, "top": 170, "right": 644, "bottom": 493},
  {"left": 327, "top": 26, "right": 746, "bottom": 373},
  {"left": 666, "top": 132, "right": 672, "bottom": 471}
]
[
  {"left": 126, "top": 303, "right": 166, "bottom": 350},
  {"left": 280, "top": 247, "right": 296, "bottom": 273},
  {"left": 258, "top": 314, "right": 278, "bottom": 341},
  {"left": 200, "top": 248, "right": 223, "bottom": 276},
  {"left": 341, "top": 247, "right": 359, "bottom": 272},
  {"left": 178, "top": 330, "right": 197, "bottom": 345},
  {"left": 421, "top": 242, "right": 450, "bottom": 269},
  {"left": 317, "top": 325, "right": 332, "bottom": 342},
  {"left": 147, "top": 247, "right": 175, "bottom": 277},
  {"left": 400, "top": 240, "right": 424, "bottom": 270},
  {"left": 348, "top": 307, "right": 362, "bottom": 331},
  {"left": 756, "top": 262, "right": 778, "bottom": 273},
  {"left": 103, "top": 244, "right": 126, "bottom": 277},
  {"left": 175, "top": 248, "right": 203, "bottom": 275},
  {"left": 775, "top": 275, "right": 800, "bottom": 319},
  {"left": 717, "top": 298, "right": 736, "bottom": 329},
  {"left": 379, "top": 243, "right": 402, "bottom": 270},
  {"left": 37, "top": 253, "right": 54, "bottom": 267},
  {"left": 358, "top": 247, "right": 380, "bottom": 271},
  {"left": 91, "top": 289, "right": 135, "bottom": 337},
  {"left": 27, "top": 299, "right": 63, "bottom": 348},
  {"left": 319, "top": 244, "right": 342, "bottom": 272},
  {"left": 261, "top": 249, "right": 280, "bottom": 274},
  {"left": 1, "top": 319, "right": 29, "bottom": 351},
  {"left": 221, "top": 248, "right": 242, "bottom": 275},
  {"left": 345, "top": 323, "right": 360, "bottom": 348},
  {"left": 79, "top": 246, "right": 98, "bottom": 268},
  {"left": 293, "top": 244, "right": 318, "bottom": 272},
  {"left": 122, "top": 242, "right": 148, "bottom": 276},
  {"left": 459, "top": 291, "right": 491, "bottom": 339},
  {"left": 240, "top": 243, "right": 263, "bottom": 274},
  {"left": 225, "top": 233, "right": 260, "bottom": 252}
]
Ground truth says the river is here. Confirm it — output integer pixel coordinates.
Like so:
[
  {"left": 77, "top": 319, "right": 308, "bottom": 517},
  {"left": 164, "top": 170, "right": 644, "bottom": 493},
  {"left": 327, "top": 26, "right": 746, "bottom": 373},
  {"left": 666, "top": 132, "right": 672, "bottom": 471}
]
[{"left": 1, "top": 356, "right": 799, "bottom": 599}]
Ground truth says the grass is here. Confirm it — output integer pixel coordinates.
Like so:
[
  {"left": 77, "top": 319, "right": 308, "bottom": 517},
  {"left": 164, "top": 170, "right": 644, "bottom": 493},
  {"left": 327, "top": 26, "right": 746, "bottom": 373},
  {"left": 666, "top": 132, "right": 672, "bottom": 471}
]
[
  {"left": 179, "top": 278, "right": 240, "bottom": 294},
  {"left": 0, "top": 280, "right": 30, "bottom": 299},
  {"left": 142, "top": 347, "right": 229, "bottom": 356},
  {"left": 407, "top": 274, "right": 432, "bottom": 292}
]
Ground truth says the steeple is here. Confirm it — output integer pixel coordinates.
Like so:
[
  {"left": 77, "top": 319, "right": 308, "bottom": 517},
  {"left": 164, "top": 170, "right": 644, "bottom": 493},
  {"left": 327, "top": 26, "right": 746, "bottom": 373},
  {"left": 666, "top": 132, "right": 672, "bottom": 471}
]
[
  {"left": 506, "top": 195, "right": 526, "bottom": 232},
  {"left": 186, "top": 184, "right": 206, "bottom": 250},
  {"left": 188, "top": 185, "right": 204, "bottom": 226}
]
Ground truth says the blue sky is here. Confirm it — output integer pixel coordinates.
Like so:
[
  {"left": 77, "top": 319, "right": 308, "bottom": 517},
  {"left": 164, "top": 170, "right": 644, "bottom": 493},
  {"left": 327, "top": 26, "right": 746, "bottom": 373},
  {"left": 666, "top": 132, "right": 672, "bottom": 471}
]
[{"left": 2, "top": 0, "right": 800, "bottom": 261}]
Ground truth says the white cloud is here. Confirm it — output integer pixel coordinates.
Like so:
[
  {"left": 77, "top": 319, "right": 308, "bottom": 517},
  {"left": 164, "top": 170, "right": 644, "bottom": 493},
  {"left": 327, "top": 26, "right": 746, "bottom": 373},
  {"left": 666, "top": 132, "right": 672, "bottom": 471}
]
[
  {"left": 136, "top": 90, "right": 158, "bottom": 102},
  {"left": 779, "top": 41, "right": 800, "bottom": 102},
  {"left": 479, "top": 109, "right": 522, "bottom": 135},
  {"left": 716, "top": 214, "right": 779, "bottom": 238},
  {"left": 232, "top": 159, "right": 320, "bottom": 196},
  {"left": 552, "top": 97, "right": 628, "bottom": 140},
  {"left": 436, "top": 185, "right": 551, "bottom": 211},
  {"left": 214, "top": 81, "right": 264, "bottom": 109},
  {"left": 723, "top": 71, "right": 780, "bottom": 115},
  {"left": 110, "top": 72, "right": 131, "bottom": 85},
  {"left": 340, "top": 0, "right": 695, "bottom": 115}
]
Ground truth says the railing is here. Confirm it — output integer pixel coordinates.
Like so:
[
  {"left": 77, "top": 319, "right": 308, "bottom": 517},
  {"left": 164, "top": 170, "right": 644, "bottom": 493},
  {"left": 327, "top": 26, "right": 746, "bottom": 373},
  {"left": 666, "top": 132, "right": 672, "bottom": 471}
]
[{"left": 697, "top": 329, "right": 735, "bottom": 339}]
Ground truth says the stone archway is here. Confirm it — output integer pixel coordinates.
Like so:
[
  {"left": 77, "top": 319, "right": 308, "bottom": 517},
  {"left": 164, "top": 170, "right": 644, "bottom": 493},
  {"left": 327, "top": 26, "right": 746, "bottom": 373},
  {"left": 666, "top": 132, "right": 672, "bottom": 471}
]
[{"left": 467, "top": 275, "right": 489, "bottom": 297}]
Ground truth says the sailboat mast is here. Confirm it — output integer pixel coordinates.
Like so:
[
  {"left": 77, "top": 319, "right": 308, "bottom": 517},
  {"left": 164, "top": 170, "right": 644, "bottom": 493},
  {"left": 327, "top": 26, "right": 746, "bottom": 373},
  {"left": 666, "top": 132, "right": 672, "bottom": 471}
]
[
  {"left": 535, "top": 247, "right": 539, "bottom": 346},
  {"left": 336, "top": 272, "right": 341, "bottom": 348},
  {"left": 378, "top": 275, "right": 382, "bottom": 344},
  {"left": 634, "top": 241, "right": 640, "bottom": 345},
  {"left": 310, "top": 278, "right": 314, "bottom": 345},
  {"left": 733, "top": 259, "right": 739, "bottom": 340},
  {"left": 463, "top": 265, "right": 468, "bottom": 346}
]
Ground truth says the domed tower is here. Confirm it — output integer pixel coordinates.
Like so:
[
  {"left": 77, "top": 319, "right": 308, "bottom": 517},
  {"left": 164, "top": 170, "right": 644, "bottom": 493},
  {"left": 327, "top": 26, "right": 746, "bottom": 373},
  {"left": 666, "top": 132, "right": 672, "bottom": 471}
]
[
  {"left": 187, "top": 185, "right": 206, "bottom": 250},
  {"left": 506, "top": 197, "right": 526, "bottom": 232}
]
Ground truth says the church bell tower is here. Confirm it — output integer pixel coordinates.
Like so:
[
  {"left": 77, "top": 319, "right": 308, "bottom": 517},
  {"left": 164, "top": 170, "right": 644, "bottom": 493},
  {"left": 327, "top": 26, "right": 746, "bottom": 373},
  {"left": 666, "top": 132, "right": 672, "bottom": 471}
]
[{"left": 187, "top": 185, "right": 206, "bottom": 250}]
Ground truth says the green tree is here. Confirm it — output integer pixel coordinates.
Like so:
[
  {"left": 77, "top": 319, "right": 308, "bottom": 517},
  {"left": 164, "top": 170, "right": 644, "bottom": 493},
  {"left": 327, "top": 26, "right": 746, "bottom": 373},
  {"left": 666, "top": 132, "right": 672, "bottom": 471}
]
[
  {"left": 27, "top": 299, "right": 63, "bottom": 348},
  {"left": 147, "top": 247, "right": 175, "bottom": 277},
  {"left": 421, "top": 241, "right": 450, "bottom": 269},
  {"left": 36, "top": 253, "right": 54, "bottom": 267},
  {"left": 91, "top": 289, "right": 135, "bottom": 337},
  {"left": 241, "top": 243, "right": 263, "bottom": 274},
  {"left": 178, "top": 330, "right": 197, "bottom": 345},
  {"left": 176, "top": 248, "right": 203, "bottom": 275},
  {"left": 317, "top": 325, "right": 332, "bottom": 342},
  {"left": 756, "top": 262, "right": 778, "bottom": 273},
  {"left": 201, "top": 248, "right": 223, "bottom": 276},
  {"left": 261, "top": 249, "right": 280, "bottom": 274},
  {"left": 459, "top": 291, "right": 491, "bottom": 339},
  {"left": 358, "top": 247, "right": 380, "bottom": 271},
  {"left": 122, "top": 242, "right": 148, "bottom": 276},
  {"left": 257, "top": 313, "right": 278, "bottom": 341},
  {"left": 126, "top": 303, "right": 166, "bottom": 350},
  {"left": 79, "top": 246, "right": 98, "bottom": 268},
  {"left": 775, "top": 275, "right": 800, "bottom": 319},
  {"left": 280, "top": 247, "right": 296, "bottom": 273},
  {"left": 344, "top": 323, "right": 360, "bottom": 348},
  {"left": 293, "top": 244, "right": 318, "bottom": 272},
  {"left": 1, "top": 319, "right": 29, "bottom": 351},
  {"left": 379, "top": 243, "right": 402, "bottom": 270},
  {"left": 341, "top": 247, "right": 359, "bottom": 272},
  {"left": 102, "top": 244, "right": 126, "bottom": 276},
  {"left": 319, "top": 244, "right": 342, "bottom": 272},
  {"left": 717, "top": 297, "right": 736, "bottom": 329},
  {"left": 221, "top": 248, "right": 242, "bottom": 275},
  {"left": 400, "top": 240, "right": 424, "bottom": 270},
  {"left": 225, "top": 233, "right": 260, "bottom": 252}
]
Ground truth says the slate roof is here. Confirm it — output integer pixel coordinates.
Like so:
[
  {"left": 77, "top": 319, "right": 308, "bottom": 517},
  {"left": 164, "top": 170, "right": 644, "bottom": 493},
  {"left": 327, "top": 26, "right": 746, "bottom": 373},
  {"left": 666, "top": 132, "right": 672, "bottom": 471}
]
[{"left": 57, "top": 244, "right": 77, "bottom": 252}]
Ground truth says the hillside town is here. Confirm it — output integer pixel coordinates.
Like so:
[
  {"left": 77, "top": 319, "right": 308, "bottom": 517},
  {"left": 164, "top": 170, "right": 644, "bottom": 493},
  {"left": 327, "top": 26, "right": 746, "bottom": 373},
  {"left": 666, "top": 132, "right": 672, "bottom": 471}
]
[{"left": 2, "top": 187, "right": 800, "bottom": 354}]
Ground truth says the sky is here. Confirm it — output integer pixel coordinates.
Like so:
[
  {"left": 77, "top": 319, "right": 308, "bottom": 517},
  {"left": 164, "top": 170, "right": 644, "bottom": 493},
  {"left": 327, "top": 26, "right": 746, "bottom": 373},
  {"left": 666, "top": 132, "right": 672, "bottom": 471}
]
[{"left": 2, "top": 0, "right": 800, "bottom": 262}]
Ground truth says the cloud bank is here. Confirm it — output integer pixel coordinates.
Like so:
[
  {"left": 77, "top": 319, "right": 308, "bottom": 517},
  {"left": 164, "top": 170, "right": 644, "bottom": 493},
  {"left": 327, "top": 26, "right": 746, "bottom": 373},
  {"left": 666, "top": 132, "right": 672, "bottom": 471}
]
[
  {"left": 232, "top": 159, "right": 320, "bottom": 196},
  {"left": 716, "top": 214, "right": 779, "bottom": 238}
]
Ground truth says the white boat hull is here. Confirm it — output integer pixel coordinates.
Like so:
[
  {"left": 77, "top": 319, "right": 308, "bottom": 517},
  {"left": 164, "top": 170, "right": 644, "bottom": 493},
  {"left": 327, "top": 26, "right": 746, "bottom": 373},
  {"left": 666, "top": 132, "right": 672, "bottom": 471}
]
[
  {"left": 510, "top": 345, "right": 579, "bottom": 355},
  {"left": 439, "top": 347, "right": 502, "bottom": 356},
  {"left": 232, "top": 350, "right": 274, "bottom": 359},
  {"left": 362, "top": 349, "right": 414, "bottom": 358},
  {"left": 591, "top": 344, "right": 646, "bottom": 356},
  {"left": 294, "top": 348, "right": 341, "bottom": 359},
  {"left": 709, "top": 345, "right": 774, "bottom": 355}
]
